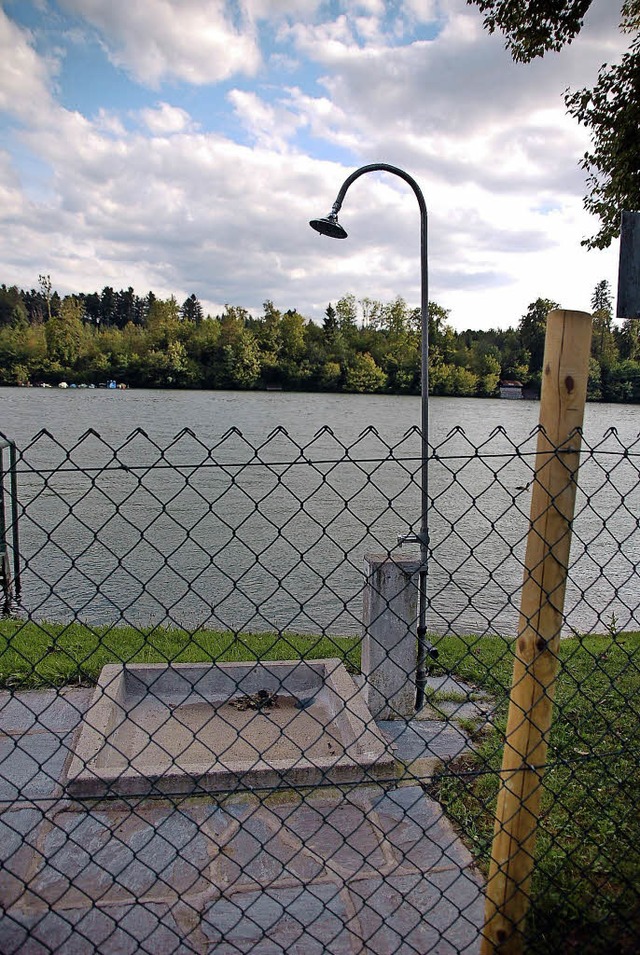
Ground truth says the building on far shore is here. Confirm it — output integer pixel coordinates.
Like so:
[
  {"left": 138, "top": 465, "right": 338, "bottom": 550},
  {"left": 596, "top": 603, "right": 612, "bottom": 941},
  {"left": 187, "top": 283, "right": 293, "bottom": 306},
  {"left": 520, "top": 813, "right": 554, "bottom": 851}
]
[{"left": 499, "top": 380, "right": 523, "bottom": 399}]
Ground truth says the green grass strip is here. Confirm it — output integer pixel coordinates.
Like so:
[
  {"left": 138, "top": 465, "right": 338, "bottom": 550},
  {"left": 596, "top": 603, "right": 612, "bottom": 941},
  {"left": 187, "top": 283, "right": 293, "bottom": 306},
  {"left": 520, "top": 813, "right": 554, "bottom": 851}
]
[
  {"left": 430, "top": 631, "right": 640, "bottom": 954},
  {"left": 0, "top": 619, "right": 361, "bottom": 688}
]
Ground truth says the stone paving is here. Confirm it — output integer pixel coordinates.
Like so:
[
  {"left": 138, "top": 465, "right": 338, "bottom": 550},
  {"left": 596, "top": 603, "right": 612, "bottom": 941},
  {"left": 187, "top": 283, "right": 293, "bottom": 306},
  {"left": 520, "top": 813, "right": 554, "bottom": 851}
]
[{"left": 0, "top": 684, "right": 486, "bottom": 954}]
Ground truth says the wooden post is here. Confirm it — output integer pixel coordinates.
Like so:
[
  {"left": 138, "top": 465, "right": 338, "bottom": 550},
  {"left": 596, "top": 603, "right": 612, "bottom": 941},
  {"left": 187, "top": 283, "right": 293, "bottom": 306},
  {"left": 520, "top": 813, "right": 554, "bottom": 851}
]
[{"left": 481, "top": 309, "right": 592, "bottom": 954}]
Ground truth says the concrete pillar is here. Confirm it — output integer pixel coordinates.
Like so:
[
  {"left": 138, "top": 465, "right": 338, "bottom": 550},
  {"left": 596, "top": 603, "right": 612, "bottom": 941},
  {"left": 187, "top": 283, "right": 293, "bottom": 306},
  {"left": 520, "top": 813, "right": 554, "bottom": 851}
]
[{"left": 362, "top": 554, "right": 421, "bottom": 720}]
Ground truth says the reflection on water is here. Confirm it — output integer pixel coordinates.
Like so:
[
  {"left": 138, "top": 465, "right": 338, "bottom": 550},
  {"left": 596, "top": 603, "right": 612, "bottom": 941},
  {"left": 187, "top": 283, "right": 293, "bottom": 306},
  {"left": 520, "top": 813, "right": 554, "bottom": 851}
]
[{"left": 3, "top": 388, "right": 640, "bottom": 637}]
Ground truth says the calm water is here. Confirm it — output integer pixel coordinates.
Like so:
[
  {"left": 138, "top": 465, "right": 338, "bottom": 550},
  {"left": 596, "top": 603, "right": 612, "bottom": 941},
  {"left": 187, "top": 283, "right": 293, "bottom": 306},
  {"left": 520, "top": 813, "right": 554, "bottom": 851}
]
[
  {"left": 2, "top": 384, "right": 638, "bottom": 445},
  {"left": 2, "top": 387, "right": 639, "bottom": 637}
]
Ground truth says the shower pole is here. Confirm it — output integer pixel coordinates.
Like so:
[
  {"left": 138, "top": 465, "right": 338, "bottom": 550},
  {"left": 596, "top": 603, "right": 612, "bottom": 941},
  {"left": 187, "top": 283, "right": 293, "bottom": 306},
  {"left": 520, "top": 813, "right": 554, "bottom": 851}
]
[{"left": 309, "top": 163, "right": 436, "bottom": 709}]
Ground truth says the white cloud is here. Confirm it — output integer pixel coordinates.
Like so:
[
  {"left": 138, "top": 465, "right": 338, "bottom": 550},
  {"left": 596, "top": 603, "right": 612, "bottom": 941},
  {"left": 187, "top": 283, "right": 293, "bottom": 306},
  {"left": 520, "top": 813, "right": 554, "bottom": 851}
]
[
  {"left": 139, "top": 102, "right": 196, "bottom": 135},
  {"left": 0, "top": 0, "right": 628, "bottom": 331},
  {"left": 402, "top": 0, "right": 441, "bottom": 24},
  {"left": 58, "top": 0, "right": 262, "bottom": 86},
  {"left": 0, "top": 6, "right": 57, "bottom": 121},
  {"left": 227, "top": 90, "right": 302, "bottom": 151},
  {"left": 0, "top": 150, "right": 27, "bottom": 220},
  {"left": 244, "top": 0, "right": 322, "bottom": 18},
  {"left": 94, "top": 108, "right": 127, "bottom": 137}
]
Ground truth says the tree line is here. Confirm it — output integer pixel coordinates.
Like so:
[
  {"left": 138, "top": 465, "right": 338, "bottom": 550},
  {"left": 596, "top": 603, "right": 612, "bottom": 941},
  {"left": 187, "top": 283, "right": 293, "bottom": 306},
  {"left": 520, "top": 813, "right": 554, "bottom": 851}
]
[{"left": 0, "top": 277, "right": 639, "bottom": 400}]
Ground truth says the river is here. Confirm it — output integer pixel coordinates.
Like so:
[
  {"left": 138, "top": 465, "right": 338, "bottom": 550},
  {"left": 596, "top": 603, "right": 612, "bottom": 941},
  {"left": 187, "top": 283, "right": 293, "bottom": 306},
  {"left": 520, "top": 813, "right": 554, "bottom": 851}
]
[{"left": 1, "top": 387, "right": 639, "bottom": 637}]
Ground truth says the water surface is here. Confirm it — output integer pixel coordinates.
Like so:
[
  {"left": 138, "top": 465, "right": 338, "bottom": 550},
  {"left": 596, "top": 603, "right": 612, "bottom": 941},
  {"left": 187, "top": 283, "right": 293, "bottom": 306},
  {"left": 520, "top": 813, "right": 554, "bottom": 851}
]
[{"left": 2, "top": 388, "right": 639, "bottom": 637}]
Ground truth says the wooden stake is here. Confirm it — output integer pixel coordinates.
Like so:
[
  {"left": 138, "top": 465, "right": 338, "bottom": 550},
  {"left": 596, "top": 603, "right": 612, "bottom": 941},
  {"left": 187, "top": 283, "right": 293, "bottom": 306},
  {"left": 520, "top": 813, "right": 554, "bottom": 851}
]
[{"left": 481, "top": 309, "right": 593, "bottom": 954}]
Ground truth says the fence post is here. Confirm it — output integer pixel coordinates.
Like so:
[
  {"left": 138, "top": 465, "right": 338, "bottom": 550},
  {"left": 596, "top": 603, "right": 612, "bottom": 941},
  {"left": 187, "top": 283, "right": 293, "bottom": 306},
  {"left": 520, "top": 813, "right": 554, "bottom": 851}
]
[{"left": 481, "top": 309, "right": 592, "bottom": 954}]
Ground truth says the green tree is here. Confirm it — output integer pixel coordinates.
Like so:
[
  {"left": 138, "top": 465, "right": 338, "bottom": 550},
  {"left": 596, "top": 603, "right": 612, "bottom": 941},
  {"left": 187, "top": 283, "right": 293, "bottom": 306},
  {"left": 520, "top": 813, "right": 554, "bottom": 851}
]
[
  {"left": 141, "top": 340, "right": 197, "bottom": 387},
  {"left": 38, "top": 274, "right": 53, "bottom": 322},
  {"left": 44, "top": 296, "right": 85, "bottom": 367},
  {"left": 428, "top": 303, "right": 459, "bottom": 366},
  {"left": 566, "top": 8, "right": 640, "bottom": 249},
  {"left": 469, "top": 342, "right": 501, "bottom": 396},
  {"left": 587, "top": 356, "right": 603, "bottom": 400},
  {"left": 430, "top": 363, "right": 478, "bottom": 396},
  {"left": 344, "top": 352, "right": 386, "bottom": 392},
  {"left": 182, "top": 293, "right": 204, "bottom": 325},
  {"left": 608, "top": 358, "right": 640, "bottom": 400},
  {"left": 100, "top": 286, "right": 116, "bottom": 326},
  {"left": 381, "top": 297, "right": 411, "bottom": 336},
  {"left": 145, "top": 297, "right": 181, "bottom": 347},
  {"left": 617, "top": 317, "right": 640, "bottom": 360},
  {"left": 518, "top": 298, "right": 559, "bottom": 379},
  {"left": 81, "top": 291, "right": 101, "bottom": 326},
  {"left": 186, "top": 317, "right": 221, "bottom": 386},
  {"left": 323, "top": 303, "right": 338, "bottom": 341},
  {"left": 336, "top": 294, "right": 358, "bottom": 337},
  {"left": 359, "top": 297, "right": 384, "bottom": 329},
  {"left": 279, "top": 309, "right": 307, "bottom": 384},
  {"left": 320, "top": 360, "right": 342, "bottom": 389},
  {"left": 469, "top": 0, "right": 640, "bottom": 248},
  {"left": 0, "top": 286, "right": 27, "bottom": 328},
  {"left": 224, "top": 329, "right": 261, "bottom": 388},
  {"left": 113, "top": 287, "right": 138, "bottom": 328},
  {"left": 590, "top": 279, "right": 618, "bottom": 371}
]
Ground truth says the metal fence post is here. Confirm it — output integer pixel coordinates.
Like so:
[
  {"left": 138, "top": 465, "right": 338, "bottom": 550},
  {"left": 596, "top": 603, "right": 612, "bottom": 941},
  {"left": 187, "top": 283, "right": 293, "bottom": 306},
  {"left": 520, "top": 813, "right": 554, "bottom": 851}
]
[{"left": 481, "top": 309, "right": 593, "bottom": 954}]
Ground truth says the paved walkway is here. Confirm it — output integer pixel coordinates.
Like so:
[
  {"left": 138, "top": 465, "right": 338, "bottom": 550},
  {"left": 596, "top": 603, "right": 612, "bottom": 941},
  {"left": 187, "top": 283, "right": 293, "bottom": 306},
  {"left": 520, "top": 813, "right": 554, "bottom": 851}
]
[{"left": 0, "top": 685, "right": 486, "bottom": 954}]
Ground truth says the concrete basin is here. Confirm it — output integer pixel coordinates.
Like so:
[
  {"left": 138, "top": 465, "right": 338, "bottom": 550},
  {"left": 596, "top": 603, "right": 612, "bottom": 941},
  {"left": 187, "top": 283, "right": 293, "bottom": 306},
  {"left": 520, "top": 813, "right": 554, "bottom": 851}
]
[{"left": 66, "top": 659, "right": 395, "bottom": 796}]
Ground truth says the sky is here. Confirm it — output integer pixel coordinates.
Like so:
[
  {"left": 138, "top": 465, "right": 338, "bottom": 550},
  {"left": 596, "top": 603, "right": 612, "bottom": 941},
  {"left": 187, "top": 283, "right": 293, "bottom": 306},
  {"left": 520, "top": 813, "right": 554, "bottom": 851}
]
[{"left": 0, "top": 0, "right": 628, "bottom": 330}]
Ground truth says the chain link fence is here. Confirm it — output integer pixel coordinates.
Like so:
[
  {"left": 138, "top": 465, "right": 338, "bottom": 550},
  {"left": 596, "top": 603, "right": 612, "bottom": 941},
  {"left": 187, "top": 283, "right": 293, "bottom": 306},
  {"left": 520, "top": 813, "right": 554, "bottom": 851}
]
[{"left": 0, "top": 424, "right": 638, "bottom": 953}]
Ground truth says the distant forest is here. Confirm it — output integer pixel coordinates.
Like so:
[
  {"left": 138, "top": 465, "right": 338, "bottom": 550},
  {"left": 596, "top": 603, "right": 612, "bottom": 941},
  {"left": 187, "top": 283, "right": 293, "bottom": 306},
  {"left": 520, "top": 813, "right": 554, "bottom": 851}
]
[{"left": 0, "top": 277, "right": 637, "bottom": 400}]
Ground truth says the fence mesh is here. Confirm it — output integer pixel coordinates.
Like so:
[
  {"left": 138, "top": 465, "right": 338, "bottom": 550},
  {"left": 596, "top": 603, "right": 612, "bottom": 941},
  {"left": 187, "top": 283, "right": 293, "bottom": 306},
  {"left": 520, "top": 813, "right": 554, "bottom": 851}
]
[{"left": 0, "top": 424, "right": 639, "bottom": 953}]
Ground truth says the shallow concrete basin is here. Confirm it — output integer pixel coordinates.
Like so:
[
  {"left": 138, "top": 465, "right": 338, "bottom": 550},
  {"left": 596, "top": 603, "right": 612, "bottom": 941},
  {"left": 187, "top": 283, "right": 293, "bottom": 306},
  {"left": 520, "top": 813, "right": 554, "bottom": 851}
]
[{"left": 66, "top": 659, "right": 395, "bottom": 797}]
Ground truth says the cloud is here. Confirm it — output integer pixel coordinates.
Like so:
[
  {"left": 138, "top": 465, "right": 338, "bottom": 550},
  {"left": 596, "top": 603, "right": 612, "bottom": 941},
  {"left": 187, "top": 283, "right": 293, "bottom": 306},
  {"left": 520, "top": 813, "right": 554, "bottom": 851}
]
[
  {"left": 0, "top": 150, "right": 28, "bottom": 221},
  {"left": 139, "top": 102, "right": 197, "bottom": 135},
  {"left": 0, "top": 0, "right": 626, "bottom": 332},
  {"left": 58, "top": 0, "right": 262, "bottom": 86},
  {"left": 0, "top": 6, "right": 57, "bottom": 121},
  {"left": 227, "top": 90, "right": 302, "bottom": 151}
]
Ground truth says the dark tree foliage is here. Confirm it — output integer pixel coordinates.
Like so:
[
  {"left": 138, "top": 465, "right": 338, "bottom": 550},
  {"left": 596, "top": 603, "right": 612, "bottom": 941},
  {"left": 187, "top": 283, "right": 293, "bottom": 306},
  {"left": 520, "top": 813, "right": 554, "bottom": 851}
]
[
  {"left": 0, "top": 286, "right": 27, "bottom": 327},
  {"left": 566, "top": 37, "right": 640, "bottom": 248},
  {"left": 469, "top": 0, "right": 593, "bottom": 61},
  {"left": 100, "top": 286, "right": 115, "bottom": 326},
  {"left": 114, "top": 287, "right": 138, "bottom": 328},
  {"left": 182, "top": 294, "right": 204, "bottom": 324},
  {"left": 323, "top": 303, "right": 338, "bottom": 340},
  {"left": 518, "top": 297, "right": 560, "bottom": 376},
  {"left": 22, "top": 289, "right": 48, "bottom": 324},
  {"left": 5, "top": 277, "right": 640, "bottom": 401},
  {"left": 81, "top": 292, "right": 101, "bottom": 324},
  {"left": 468, "top": 0, "right": 640, "bottom": 248}
]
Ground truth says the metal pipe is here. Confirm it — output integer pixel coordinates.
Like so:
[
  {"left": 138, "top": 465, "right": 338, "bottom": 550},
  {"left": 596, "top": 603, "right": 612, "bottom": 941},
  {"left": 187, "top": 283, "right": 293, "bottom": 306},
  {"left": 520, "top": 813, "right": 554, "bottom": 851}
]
[
  {"left": 310, "top": 163, "right": 436, "bottom": 711},
  {"left": 9, "top": 442, "right": 20, "bottom": 601}
]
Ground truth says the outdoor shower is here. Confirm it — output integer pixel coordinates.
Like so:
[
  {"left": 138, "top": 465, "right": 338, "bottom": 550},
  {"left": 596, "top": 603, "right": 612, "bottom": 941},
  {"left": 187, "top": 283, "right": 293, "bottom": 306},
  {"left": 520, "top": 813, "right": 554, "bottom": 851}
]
[{"left": 310, "top": 162, "right": 437, "bottom": 708}]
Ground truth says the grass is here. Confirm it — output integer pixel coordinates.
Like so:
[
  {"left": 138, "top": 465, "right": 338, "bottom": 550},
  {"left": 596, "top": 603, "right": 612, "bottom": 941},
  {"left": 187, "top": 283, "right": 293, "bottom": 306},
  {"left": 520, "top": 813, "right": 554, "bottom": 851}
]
[
  {"left": 429, "top": 630, "right": 640, "bottom": 954},
  {"left": 1, "top": 618, "right": 639, "bottom": 951},
  {"left": 0, "top": 618, "right": 361, "bottom": 688}
]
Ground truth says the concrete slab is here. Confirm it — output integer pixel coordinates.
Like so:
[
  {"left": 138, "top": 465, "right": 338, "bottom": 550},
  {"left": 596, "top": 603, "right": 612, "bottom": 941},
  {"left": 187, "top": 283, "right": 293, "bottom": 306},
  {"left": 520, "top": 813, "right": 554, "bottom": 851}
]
[
  {"left": 378, "top": 718, "right": 472, "bottom": 784},
  {"left": 0, "top": 689, "right": 93, "bottom": 735},
  {"left": 0, "top": 685, "right": 485, "bottom": 954},
  {"left": 0, "top": 732, "right": 71, "bottom": 800},
  {"left": 0, "top": 899, "right": 181, "bottom": 955},
  {"left": 426, "top": 675, "right": 491, "bottom": 704},
  {"left": 378, "top": 720, "right": 470, "bottom": 763},
  {"left": 66, "top": 660, "right": 396, "bottom": 797}
]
